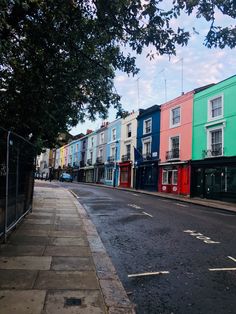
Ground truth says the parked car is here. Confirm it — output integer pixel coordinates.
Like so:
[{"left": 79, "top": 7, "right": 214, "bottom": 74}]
[{"left": 59, "top": 173, "right": 73, "bottom": 182}]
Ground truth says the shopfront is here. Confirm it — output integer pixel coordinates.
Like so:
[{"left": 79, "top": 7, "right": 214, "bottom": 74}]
[
  {"left": 119, "top": 162, "right": 132, "bottom": 188},
  {"left": 191, "top": 157, "right": 236, "bottom": 202},
  {"left": 135, "top": 161, "right": 158, "bottom": 191}
]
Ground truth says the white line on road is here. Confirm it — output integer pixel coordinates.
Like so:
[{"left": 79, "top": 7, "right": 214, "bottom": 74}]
[
  {"left": 142, "top": 211, "right": 153, "bottom": 218},
  {"left": 176, "top": 203, "right": 188, "bottom": 207},
  {"left": 128, "top": 204, "right": 142, "bottom": 209},
  {"left": 228, "top": 256, "right": 236, "bottom": 263},
  {"left": 128, "top": 271, "right": 169, "bottom": 278},
  {"left": 132, "top": 193, "right": 139, "bottom": 196},
  {"left": 209, "top": 268, "right": 236, "bottom": 272}
]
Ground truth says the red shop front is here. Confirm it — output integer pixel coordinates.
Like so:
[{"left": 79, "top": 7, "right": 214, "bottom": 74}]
[
  {"left": 119, "top": 161, "right": 132, "bottom": 188},
  {"left": 158, "top": 163, "right": 191, "bottom": 196}
]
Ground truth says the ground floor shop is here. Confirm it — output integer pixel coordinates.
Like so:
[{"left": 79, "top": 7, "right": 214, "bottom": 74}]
[
  {"left": 94, "top": 164, "right": 105, "bottom": 184},
  {"left": 119, "top": 161, "right": 132, "bottom": 188},
  {"left": 158, "top": 162, "right": 191, "bottom": 196},
  {"left": 135, "top": 161, "right": 158, "bottom": 191},
  {"left": 78, "top": 168, "right": 85, "bottom": 182},
  {"left": 104, "top": 163, "right": 119, "bottom": 187},
  {"left": 191, "top": 157, "right": 236, "bottom": 203},
  {"left": 84, "top": 167, "right": 95, "bottom": 183}
]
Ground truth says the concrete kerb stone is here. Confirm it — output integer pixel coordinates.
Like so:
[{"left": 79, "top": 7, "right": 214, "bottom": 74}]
[{"left": 68, "top": 190, "right": 136, "bottom": 314}]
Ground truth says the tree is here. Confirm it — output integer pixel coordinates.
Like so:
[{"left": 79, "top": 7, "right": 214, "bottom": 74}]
[{"left": 0, "top": 0, "right": 235, "bottom": 148}]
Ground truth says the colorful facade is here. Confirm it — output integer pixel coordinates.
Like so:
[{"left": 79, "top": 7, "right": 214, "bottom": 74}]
[
  {"left": 84, "top": 131, "right": 97, "bottom": 182},
  {"left": 158, "top": 91, "right": 195, "bottom": 196},
  {"left": 136, "top": 105, "right": 160, "bottom": 191},
  {"left": 105, "top": 119, "right": 121, "bottom": 187},
  {"left": 191, "top": 75, "right": 236, "bottom": 202},
  {"left": 119, "top": 111, "right": 139, "bottom": 188}
]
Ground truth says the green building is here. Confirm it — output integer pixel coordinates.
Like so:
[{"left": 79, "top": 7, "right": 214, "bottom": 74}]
[{"left": 191, "top": 75, "right": 236, "bottom": 202}]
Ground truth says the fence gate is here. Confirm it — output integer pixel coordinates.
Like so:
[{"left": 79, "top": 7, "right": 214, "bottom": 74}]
[{"left": 0, "top": 128, "right": 35, "bottom": 241}]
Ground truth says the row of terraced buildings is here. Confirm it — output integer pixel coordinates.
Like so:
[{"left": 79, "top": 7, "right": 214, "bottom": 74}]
[{"left": 38, "top": 75, "right": 236, "bottom": 203}]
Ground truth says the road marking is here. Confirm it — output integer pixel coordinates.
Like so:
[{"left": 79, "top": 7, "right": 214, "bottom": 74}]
[
  {"left": 128, "top": 271, "right": 169, "bottom": 278},
  {"left": 183, "top": 230, "right": 220, "bottom": 244},
  {"left": 142, "top": 211, "right": 153, "bottom": 218},
  {"left": 132, "top": 193, "right": 139, "bottom": 196},
  {"left": 228, "top": 256, "right": 236, "bottom": 263},
  {"left": 128, "top": 204, "right": 142, "bottom": 209},
  {"left": 209, "top": 268, "right": 236, "bottom": 272},
  {"left": 176, "top": 203, "right": 188, "bottom": 207}
]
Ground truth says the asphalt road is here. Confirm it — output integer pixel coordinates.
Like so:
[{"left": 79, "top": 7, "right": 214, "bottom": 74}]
[{"left": 58, "top": 182, "right": 236, "bottom": 314}]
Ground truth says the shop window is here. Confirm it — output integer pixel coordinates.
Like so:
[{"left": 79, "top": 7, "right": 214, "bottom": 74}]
[
  {"left": 172, "top": 170, "right": 178, "bottom": 185},
  {"left": 106, "top": 168, "right": 113, "bottom": 181}
]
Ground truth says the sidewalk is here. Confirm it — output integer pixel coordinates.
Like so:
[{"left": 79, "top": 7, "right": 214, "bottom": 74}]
[
  {"left": 80, "top": 182, "right": 236, "bottom": 214},
  {"left": 0, "top": 183, "right": 135, "bottom": 314}
]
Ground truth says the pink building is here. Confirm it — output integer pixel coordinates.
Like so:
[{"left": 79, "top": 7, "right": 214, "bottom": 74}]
[{"left": 158, "top": 91, "right": 194, "bottom": 196}]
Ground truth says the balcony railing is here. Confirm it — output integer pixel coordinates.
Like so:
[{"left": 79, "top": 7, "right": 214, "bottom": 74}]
[
  {"left": 96, "top": 157, "right": 103, "bottom": 164},
  {"left": 87, "top": 159, "right": 92, "bottom": 166},
  {"left": 166, "top": 149, "right": 180, "bottom": 160},
  {"left": 202, "top": 145, "right": 223, "bottom": 158},
  {"left": 142, "top": 153, "right": 152, "bottom": 161},
  {"left": 107, "top": 156, "right": 115, "bottom": 162},
  {"left": 121, "top": 153, "right": 131, "bottom": 162},
  {"left": 80, "top": 160, "right": 85, "bottom": 167}
]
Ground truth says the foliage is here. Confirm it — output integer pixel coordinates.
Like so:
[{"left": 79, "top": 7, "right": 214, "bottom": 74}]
[{"left": 0, "top": 0, "right": 235, "bottom": 147}]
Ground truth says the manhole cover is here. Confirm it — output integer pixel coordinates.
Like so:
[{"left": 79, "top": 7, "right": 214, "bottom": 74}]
[{"left": 64, "top": 297, "right": 82, "bottom": 307}]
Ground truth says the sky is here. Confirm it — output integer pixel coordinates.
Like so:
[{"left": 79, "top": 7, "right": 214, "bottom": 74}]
[{"left": 71, "top": 5, "right": 236, "bottom": 135}]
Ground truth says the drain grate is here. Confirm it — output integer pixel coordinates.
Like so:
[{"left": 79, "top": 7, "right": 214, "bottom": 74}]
[{"left": 64, "top": 297, "right": 82, "bottom": 307}]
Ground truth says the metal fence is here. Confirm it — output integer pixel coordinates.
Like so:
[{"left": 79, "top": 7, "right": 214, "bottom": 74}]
[{"left": 0, "top": 128, "right": 36, "bottom": 241}]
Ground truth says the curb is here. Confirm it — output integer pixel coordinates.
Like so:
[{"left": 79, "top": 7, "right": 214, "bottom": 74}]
[{"left": 69, "top": 189, "right": 136, "bottom": 314}]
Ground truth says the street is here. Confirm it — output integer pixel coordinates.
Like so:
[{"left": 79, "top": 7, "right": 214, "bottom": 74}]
[{"left": 58, "top": 182, "right": 236, "bottom": 314}]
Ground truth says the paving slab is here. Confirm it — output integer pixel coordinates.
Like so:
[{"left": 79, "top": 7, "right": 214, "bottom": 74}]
[
  {"left": 51, "top": 257, "right": 94, "bottom": 271},
  {"left": 20, "top": 224, "right": 52, "bottom": 231},
  {"left": 0, "top": 270, "right": 38, "bottom": 289},
  {"left": 43, "top": 290, "right": 105, "bottom": 314},
  {"left": 49, "top": 230, "right": 86, "bottom": 238},
  {"left": 0, "top": 245, "right": 45, "bottom": 256},
  {"left": 44, "top": 246, "right": 91, "bottom": 257},
  {"left": 49, "top": 237, "right": 88, "bottom": 246},
  {"left": 23, "top": 218, "right": 52, "bottom": 225},
  {"left": 8, "top": 235, "right": 49, "bottom": 245},
  {"left": 34, "top": 270, "right": 99, "bottom": 290},
  {"left": 0, "top": 290, "right": 46, "bottom": 314},
  {"left": 0, "top": 256, "right": 51, "bottom": 270}
]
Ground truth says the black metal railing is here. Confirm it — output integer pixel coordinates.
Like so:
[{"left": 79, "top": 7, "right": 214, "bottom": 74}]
[
  {"left": 142, "top": 153, "right": 152, "bottom": 160},
  {"left": 80, "top": 160, "right": 85, "bottom": 167},
  {"left": 107, "top": 156, "right": 115, "bottom": 162},
  {"left": 0, "top": 128, "right": 36, "bottom": 241},
  {"left": 96, "top": 157, "right": 103, "bottom": 164},
  {"left": 121, "top": 153, "right": 131, "bottom": 162},
  {"left": 202, "top": 145, "right": 223, "bottom": 158},
  {"left": 166, "top": 149, "right": 180, "bottom": 160},
  {"left": 87, "top": 159, "right": 92, "bottom": 165}
]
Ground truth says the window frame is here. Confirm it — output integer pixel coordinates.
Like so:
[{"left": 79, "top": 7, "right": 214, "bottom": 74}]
[
  {"left": 112, "top": 128, "right": 116, "bottom": 141},
  {"left": 127, "top": 123, "right": 132, "bottom": 138},
  {"left": 170, "top": 106, "right": 181, "bottom": 128},
  {"left": 207, "top": 126, "right": 224, "bottom": 157},
  {"left": 208, "top": 94, "right": 224, "bottom": 122},
  {"left": 143, "top": 118, "right": 152, "bottom": 135}
]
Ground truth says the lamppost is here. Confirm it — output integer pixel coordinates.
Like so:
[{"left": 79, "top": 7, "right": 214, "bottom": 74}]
[{"left": 113, "top": 141, "right": 119, "bottom": 187}]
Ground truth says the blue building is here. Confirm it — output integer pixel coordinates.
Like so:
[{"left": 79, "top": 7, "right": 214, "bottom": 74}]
[
  {"left": 135, "top": 105, "right": 161, "bottom": 191},
  {"left": 104, "top": 118, "right": 121, "bottom": 187}
]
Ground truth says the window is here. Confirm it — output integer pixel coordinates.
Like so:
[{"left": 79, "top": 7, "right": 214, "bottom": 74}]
[
  {"left": 112, "top": 128, "right": 116, "bottom": 141},
  {"left": 83, "top": 140, "right": 86, "bottom": 149},
  {"left": 143, "top": 141, "right": 151, "bottom": 154},
  {"left": 99, "top": 148, "right": 103, "bottom": 157},
  {"left": 209, "top": 128, "right": 223, "bottom": 156},
  {"left": 208, "top": 95, "right": 223, "bottom": 120},
  {"left": 172, "top": 170, "right": 178, "bottom": 185},
  {"left": 170, "top": 107, "right": 180, "bottom": 127},
  {"left": 111, "top": 146, "right": 116, "bottom": 157},
  {"left": 91, "top": 137, "right": 94, "bottom": 147},
  {"left": 144, "top": 118, "right": 152, "bottom": 134},
  {"left": 126, "top": 144, "right": 131, "bottom": 155},
  {"left": 90, "top": 152, "right": 93, "bottom": 160},
  {"left": 168, "top": 136, "right": 180, "bottom": 159},
  {"left": 106, "top": 168, "right": 113, "bottom": 181},
  {"left": 76, "top": 144, "right": 79, "bottom": 152},
  {"left": 100, "top": 132, "right": 104, "bottom": 144},
  {"left": 127, "top": 124, "right": 132, "bottom": 138}
]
